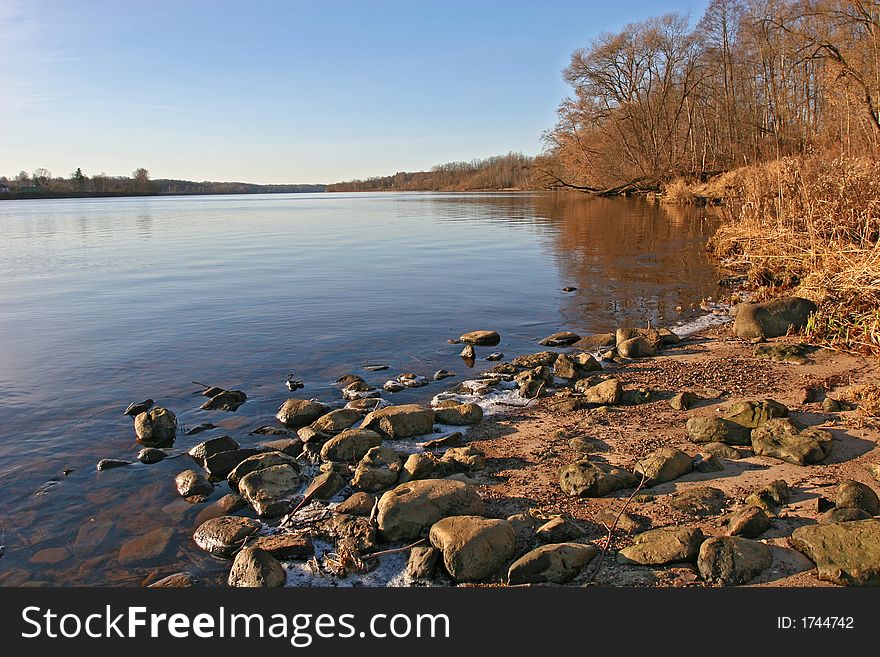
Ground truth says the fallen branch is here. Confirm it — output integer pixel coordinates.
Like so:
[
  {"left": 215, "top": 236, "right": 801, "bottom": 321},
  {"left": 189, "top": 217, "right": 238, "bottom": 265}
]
[{"left": 363, "top": 539, "right": 425, "bottom": 560}]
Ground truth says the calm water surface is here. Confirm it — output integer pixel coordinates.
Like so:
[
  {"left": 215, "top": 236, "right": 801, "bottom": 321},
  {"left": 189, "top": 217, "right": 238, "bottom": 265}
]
[{"left": 0, "top": 192, "right": 720, "bottom": 585}]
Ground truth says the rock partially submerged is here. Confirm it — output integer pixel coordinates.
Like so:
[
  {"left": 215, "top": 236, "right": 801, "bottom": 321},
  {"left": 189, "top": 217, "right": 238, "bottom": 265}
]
[
  {"left": 538, "top": 331, "right": 580, "bottom": 347},
  {"left": 134, "top": 407, "right": 177, "bottom": 446},
  {"left": 361, "top": 404, "right": 435, "bottom": 439},
  {"left": 276, "top": 399, "right": 329, "bottom": 427},
  {"left": 459, "top": 330, "right": 500, "bottom": 346},
  {"left": 193, "top": 516, "right": 262, "bottom": 557}
]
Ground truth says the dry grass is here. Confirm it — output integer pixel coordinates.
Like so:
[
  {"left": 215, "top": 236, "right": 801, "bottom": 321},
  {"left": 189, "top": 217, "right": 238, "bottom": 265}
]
[{"left": 703, "top": 155, "right": 880, "bottom": 355}]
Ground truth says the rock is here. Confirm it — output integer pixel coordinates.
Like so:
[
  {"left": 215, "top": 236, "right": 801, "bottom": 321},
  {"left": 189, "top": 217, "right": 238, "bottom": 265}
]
[
  {"left": 96, "top": 458, "right": 133, "bottom": 471},
  {"left": 377, "top": 479, "right": 486, "bottom": 541},
  {"left": 617, "top": 527, "right": 704, "bottom": 565},
  {"left": 346, "top": 397, "right": 390, "bottom": 413},
  {"left": 228, "top": 452, "right": 300, "bottom": 493},
  {"left": 554, "top": 353, "right": 602, "bottom": 380},
  {"left": 835, "top": 479, "right": 879, "bottom": 515},
  {"left": 733, "top": 296, "right": 817, "bottom": 339},
  {"left": 745, "top": 480, "right": 791, "bottom": 514},
  {"left": 823, "top": 397, "right": 846, "bottom": 412},
  {"left": 754, "top": 343, "right": 811, "bottom": 365},
  {"left": 384, "top": 381, "right": 405, "bottom": 393},
  {"left": 320, "top": 428, "right": 382, "bottom": 463},
  {"left": 751, "top": 418, "right": 833, "bottom": 465},
  {"left": 352, "top": 446, "right": 402, "bottom": 492},
  {"left": 863, "top": 463, "right": 880, "bottom": 484},
  {"left": 433, "top": 401, "right": 483, "bottom": 425},
  {"left": 175, "top": 469, "right": 214, "bottom": 497},
  {"left": 819, "top": 508, "right": 871, "bottom": 523},
  {"left": 397, "top": 373, "right": 429, "bottom": 388},
  {"left": 342, "top": 380, "right": 381, "bottom": 400},
  {"left": 514, "top": 365, "right": 553, "bottom": 398},
  {"left": 459, "top": 330, "right": 500, "bottom": 346},
  {"left": 407, "top": 546, "right": 440, "bottom": 579},
  {"left": 790, "top": 519, "right": 880, "bottom": 585},
  {"left": 439, "top": 446, "right": 486, "bottom": 473},
  {"left": 728, "top": 506, "right": 771, "bottom": 538},
  {"left": 725, "top": 399, "right": 788, "bottom": 429},
  {"left": 204, "top": 448, "right": 263, "bottom": 480},
  {"left": 511, "top": 351, "right": 559, "bottom": 368},
  {"left": 200, "top": 389, "right": 247, "bottom": 412},
  {"left": 594, "top": 508, "right": 646, "bottom": 534},
  {"left": 569, "top": 436, "right": 607, "bottom": 454},
  {"left": 194, "top": 516, "right": 263, "bottom": 557},
  {"left": 335, "top": 374, "right": 365, "bottom": 386},
  {"left": 134, "top": 407, "right": 177, "bottom": 446},
  {"left": 297, "top": 426, "right": 332, "bottom": 445},
  {"left": 701, "top": 442, "right": 743, "bottom": 460},
  {"left": 616, "top": 327, "right": 662, "bottom": 351},
  {"left": 459, "top": 344, "right": 475, "bottom": 359},
  {"left": 258, "top": 437, "right": 303, "bottom": 457},
  {"left": 669, "top": 487, "right": 727, "bottom": 516},
  {"left": 149, "top": 572, "right": 198, "bottom": 588},
  {"left": 538, "top": 331, "right": 580, "bottom": 347},
  {"left": 321, "top": 513, "right": 378, "bottom": 553},
  {"left": 484, "top": 352, "right": 504, "bottom": 361},
  {"left": 124, "top": 399, "right": 154, "bottom": 416},
  {"left": 186, "top": 422, "right": 217, "bottom": 435},
  {"left": 618, "top": 336, "right": 656, "bottom": 359},
  {"left": 276, "top": 398, "right": 329, "bottom": 427},
  {"left": 118, "top": 527, "right": 174, "bottom": 564},
  {"left": 311, "top": 409, "right": 362, "bottom": 434},
  {"left": 669, "top": 392, "right": 698, "bottom": 411},
  {"left": 399, "top": 453, "right": 438, "bottom": 483},
  {"left": 422, "top": 432, "right": 463, "bottom": 449},
  {"left": 238, "top": 464, "right": 301, "bottom": 517},
  {"left": 573, "top": 333, "right": 616, "bottom": 349},
  {"left": 693, "top": 452, "right": 724, "bottom": 473},
  {"left": 363, "top": 364, "right": 388, "bottom": 372},
  {"left": 686, "top": 416, "right": 751, "bottom": 445},
  {"left": 137, "top": 448, "right": 166, "bottom": 464},
  {"left": 578, "top": 378, "right": 622, "bottom": 405},
  {"left": 536, "top": 517, "right": 584, "bottom": 543},
  {"left": 697, "top": 536, "right": 773, "bottom": 585},
  {"left": 559, "top": 460, "right": 639, "bottom": 497},
  {"left": 634, "top": 447, "right": 693, "bottom": 486},
  {"left": 361, "top": 404, "right": 435, "bottom": 439},
  {"left": 188, "top": 435, "right": 240, "bottom": 466},
  {"left": 228, "top": 547, "right": 286, "bottom": 587},
  {"left": 193, "top": 494, "right": 247, "bottom": 528},
  {"left": 303, "top": 471, "right": 346, "bottom": 500},
  {"left": 508, "top": 543, "right": 597, "bottom": 585},
  {"left": 250, "top": 533, "right": 314, "bottom": 560},
  {"left": 335, "top": 492, "right": 376, "bottom": 516},
  {"left": 658, "top": 327, "right": 681, "bottom": 346},
  {"left": 433, "top": 369, "right": 455, "bottom": 381},
  {"left": 429, "top": 516, "right": 516, "bottom": 582}
]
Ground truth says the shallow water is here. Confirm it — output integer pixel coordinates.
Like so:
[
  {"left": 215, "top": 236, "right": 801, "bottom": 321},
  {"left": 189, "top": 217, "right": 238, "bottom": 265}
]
[{"left": 0, "top": 191, "right": 721, "bottom": 585}]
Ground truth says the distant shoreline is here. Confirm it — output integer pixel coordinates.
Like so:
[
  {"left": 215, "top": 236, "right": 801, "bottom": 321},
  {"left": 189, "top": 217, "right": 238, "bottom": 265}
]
[{"left": 0, "top": 189, "right": 326, "bottom": 201}]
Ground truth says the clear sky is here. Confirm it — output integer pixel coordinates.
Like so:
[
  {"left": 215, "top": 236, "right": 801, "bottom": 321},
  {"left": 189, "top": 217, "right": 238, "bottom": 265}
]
[{"left": 1, "top": 0, "right": 709, "bottom": 184}]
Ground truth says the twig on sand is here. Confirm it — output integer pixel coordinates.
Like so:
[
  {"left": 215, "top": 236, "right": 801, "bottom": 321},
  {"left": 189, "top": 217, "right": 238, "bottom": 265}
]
[
  {"left": 362, "top": 539, "right": 425, "bottom": 560},
  {"left": 496, "top": 381, "right": 547, "bottom": 408}
]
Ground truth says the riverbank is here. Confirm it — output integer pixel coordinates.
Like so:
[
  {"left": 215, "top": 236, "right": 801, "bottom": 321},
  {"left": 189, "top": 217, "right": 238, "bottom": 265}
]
[{"left": 102, "top": 306, "right": 880, "bottom": 588}]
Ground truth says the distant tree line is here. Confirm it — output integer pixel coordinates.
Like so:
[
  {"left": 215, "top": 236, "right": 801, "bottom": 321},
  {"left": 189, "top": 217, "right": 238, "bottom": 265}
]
[
  {"left": 0, "top": 167, "right": 325, "bottom": 198},
  {"left": 536, "top": 0, "right": 880, "bottom": 193},
  {"left": 326, "top": 152, "right": 539, "bottom": 192}
]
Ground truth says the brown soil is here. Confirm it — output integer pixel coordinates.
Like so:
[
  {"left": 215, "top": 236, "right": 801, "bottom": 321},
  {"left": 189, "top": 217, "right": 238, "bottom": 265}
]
[{"left": 463, "top": 324, "right": 880, "bottom": 587}]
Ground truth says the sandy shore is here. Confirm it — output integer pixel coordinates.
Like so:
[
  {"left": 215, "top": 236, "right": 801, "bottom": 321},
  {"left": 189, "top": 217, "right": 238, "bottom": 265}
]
[{"left": 461, "top": 323, "right": 880, "bottom": 587}]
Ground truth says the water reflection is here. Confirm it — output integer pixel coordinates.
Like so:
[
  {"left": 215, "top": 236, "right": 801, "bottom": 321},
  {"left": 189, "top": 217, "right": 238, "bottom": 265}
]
[{"left": 0, "top": 192, "right": 721, "bottom": 585}]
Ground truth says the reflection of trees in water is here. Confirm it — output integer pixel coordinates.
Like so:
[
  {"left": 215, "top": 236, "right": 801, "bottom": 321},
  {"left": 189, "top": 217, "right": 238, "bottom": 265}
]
[{"left": 529, "top": 194, "right": 721, "bottom": 332}]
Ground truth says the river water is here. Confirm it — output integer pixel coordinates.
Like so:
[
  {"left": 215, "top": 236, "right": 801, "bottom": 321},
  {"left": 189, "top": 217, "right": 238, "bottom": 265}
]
[{"left": 0, "top": 191, "right": 721, "bottom": 585}]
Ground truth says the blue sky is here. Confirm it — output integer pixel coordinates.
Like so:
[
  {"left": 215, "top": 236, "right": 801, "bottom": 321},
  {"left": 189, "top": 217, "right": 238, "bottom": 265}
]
[{"left": 1, "top": 0, "right": 709, "bottom": 183}]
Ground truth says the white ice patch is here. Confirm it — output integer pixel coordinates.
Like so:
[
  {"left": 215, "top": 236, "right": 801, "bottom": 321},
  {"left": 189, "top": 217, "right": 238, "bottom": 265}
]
[
  {"left": 431, "top": 379, "right": 528, "bottom": 416},
  {"left": 672, "top": 308, "right": 734, "bottom": 338}
]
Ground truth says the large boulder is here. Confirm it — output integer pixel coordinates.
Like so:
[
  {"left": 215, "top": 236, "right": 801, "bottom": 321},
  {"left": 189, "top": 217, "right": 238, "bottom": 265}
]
[
  {"left": 508, "top": 543, "right": 597, "bottom": 585},
  {"left": 554, "top": 353, "right": 602, "bottom": 380},
  {"left": 733, "top": 296, "right": 817, "bottom": 339},
  {"left": 311, "top": 408, "right": 362, "bottom": 434},
  {"left": 175, "top": 469, "right": 213, "bottom": 498},
  {"left": 697, "top": 536, "right": 773, "bottom": 585},
  {"left": 577, "top": 378, "right": 622, "bottom": 405},
  {"left": 835, "top": 480, "right": 880, "bottom": 515},
  {"left": 351, "top": 446, "right": 402, "bottom": 492},
  {"left": 459, "top": 330, "right": 500, "bottom": 346},
  {"left": 439, "top": 446, "right": 486, "bottom": 473},
  {"left": 429, "top": 516, "right": 516, "bottom": 582},
  {"left": 727, "top": 506, "right": 771, "bottom": 538},
  {"left": 238, "top": 464, "right": 302, "bottom": 517},
  {"left": 193, "top": 516, "right": 262, "bottom": 557},
  {"left": 302, "top": 471, "right": 346, "bottom": 500},
  {"left": 228, "top": 452, "right": 300, "bottom": 493},
  {"left": 320, "top": 428, "right": 382, "bottom": 462},
  {"left": 276, "top": 398, "right": 329, "bottom": 427},
  {"left": 559, "top": 460, "right": 639, "bottom": 497},
  {"left": 686, "top": 416, "right": 751, "bottom": 445},
  {"left": 399, "top": 452, "right": 439, "bottom": 483},
  {"left": 377, "top": 479, "right": 485, "bottom": 541},
  {"left": 790, "top": 519, "right": 880, "bottom": 585},
  {"left": 227, "top": 547, "right": 286, "bottom": 587},
  {"left": 751, "top": 418, "right": 833, "bottom": 465},
  {"left": 188, "top": 435, "right": 239, "bottom": 466},
  {"left": 634, "top": 447, "right": 693, "bottom": 486},
  {"left": 203, "top": 448, "right": 262, "bottom": 480},
  {"left": 361, "top": 404, "right": 435, "bottom": 439},
  {"left": 618, "top": 337, "right": 656, "bottom": 359},
  {"left": 616, "top": 327, "right": 662, "bottom": 351},
  {"left": 134, "top": 407, "right": 177, "bottom": 446},
  {"left": 536, "top": 517, "right": 584, "bottom": 543},
  {"left": 724, "top": 399, "right": 788, "bottom": 429},
  {"left": 669, "top": 487, "right": 727, "bottom": 516},
  {"left": 433, "top": 401, "right": 483, "bottom": 426},
  {"left": 617, "top": 527, "right": 704, "bottom": 565}
]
